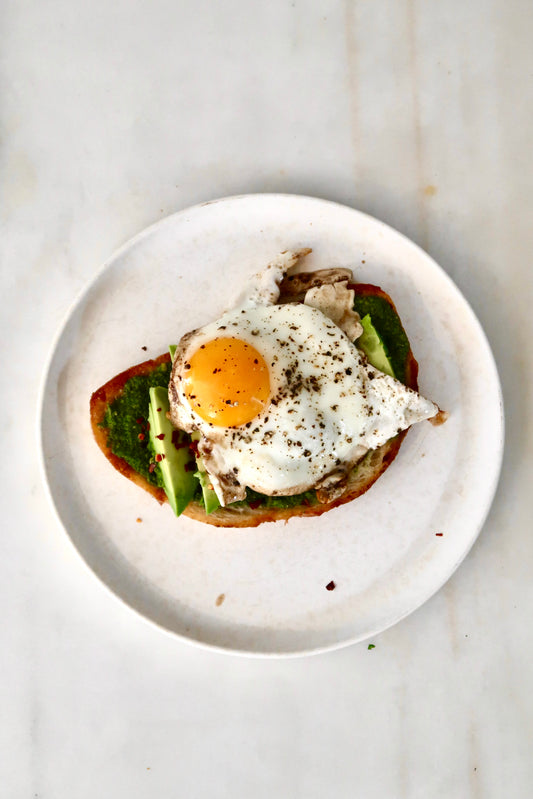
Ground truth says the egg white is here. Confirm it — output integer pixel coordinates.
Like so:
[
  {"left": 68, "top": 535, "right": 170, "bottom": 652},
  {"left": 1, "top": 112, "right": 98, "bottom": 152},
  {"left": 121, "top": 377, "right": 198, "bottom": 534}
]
[{"left": 169, "top": 300, "right": 437, "bottom": 505}]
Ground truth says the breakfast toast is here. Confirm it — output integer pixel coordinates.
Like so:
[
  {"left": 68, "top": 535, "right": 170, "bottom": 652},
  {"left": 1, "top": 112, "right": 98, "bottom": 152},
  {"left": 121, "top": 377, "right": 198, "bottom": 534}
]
[{"left": 90, "top": 277, "right": 422, "bottom": 527}]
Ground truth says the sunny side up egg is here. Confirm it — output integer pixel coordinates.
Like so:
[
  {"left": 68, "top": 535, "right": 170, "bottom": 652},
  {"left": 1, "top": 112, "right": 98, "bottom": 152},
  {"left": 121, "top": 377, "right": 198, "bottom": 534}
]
[{"left": 168, "top": 252, "right": 438, "bottom": 506}]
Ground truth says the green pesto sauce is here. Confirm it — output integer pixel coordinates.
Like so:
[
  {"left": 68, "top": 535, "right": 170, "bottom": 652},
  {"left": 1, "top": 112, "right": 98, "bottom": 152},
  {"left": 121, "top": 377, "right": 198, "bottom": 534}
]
[
  {"left": 352, "top": 294, "right": 410, "bottom": 384},
  {"left": 102, "top": 362, "right": 172, "bottom": 487},
  {"left": 192, "top": 483, "right": 317, "bottom": 511},
  {"left": 234, "top": 488, "right": 317, "bottom": 510}
]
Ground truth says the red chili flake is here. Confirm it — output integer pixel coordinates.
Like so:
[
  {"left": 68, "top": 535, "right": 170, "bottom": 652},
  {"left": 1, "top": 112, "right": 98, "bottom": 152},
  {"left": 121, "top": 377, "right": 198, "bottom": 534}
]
[
  {"left": 156, "top": 433, "right": 165, "bottom": 440},
  {"left": 435, "top": 533, "right": 444, "bottom": 537},
  {"left": 148, "top": 463, "right": 156, "bottom": 473},
  {"left": 184, "top": 461, "right": 196, "bottom": 472},
  {"left": 156, "top": 407, "right": 162, "bottom": 412},
  {"left": 141, "top": 346, "right": 147, "bottom": 351},
  {"left": 249, "top": 499, "right": 262, "bottom": 509},
  {"left": 136, "top": 517, "right": 142, "bottom": 523},
  {"left": 137, "top": 433, "right": 145, "bottom": 441},
  {"left": 145, "top": 422, "right": 150, "bottom": 431},
  {"left": 188, "top": 438, "right": 200, "bottom": 457},
  {"left": 136, "top": 417, "right": 144, "bottom": 424},
  {"left": 326, "top": 581, "right": 336, "bottom": 591},
  {"left": 155, "top": 453, "right": 164, "bottom": 462},
  {"left": 171, "top": 430, "right": 188, "bottom": 449}
]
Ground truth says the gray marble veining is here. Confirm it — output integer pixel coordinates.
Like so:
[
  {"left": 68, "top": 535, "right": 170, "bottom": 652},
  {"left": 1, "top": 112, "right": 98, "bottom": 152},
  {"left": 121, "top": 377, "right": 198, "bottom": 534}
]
[{"left": 1, "top": 0, "right": 532, "bottom": 796}]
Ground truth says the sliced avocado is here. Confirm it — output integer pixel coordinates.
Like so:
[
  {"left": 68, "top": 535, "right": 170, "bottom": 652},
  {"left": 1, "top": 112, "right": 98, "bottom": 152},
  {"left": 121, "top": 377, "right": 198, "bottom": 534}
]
[
  {"left": 194, "top": 470, "right": 221, "bottom": 514},
  {"left": 169, "top": 344, "right": 177, "bottom": 361},
  {"left": 352, "top": 295, "right": 409, "bottom": 383},
  {"left": 148, "top": 386, "right": 196, "bottom": 516},
  {"left": 191, "top": 432, "right": 221, "bottom": 514},
  {"left": 357, "top": 314, "right": 396, "bottom": 378}
]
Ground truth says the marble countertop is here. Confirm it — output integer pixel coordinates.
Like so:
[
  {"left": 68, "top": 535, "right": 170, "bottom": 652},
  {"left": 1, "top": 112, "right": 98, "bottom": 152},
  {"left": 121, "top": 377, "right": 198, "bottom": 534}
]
[{"left": 2, "top": 1, "right": 532, "bottom": 796}]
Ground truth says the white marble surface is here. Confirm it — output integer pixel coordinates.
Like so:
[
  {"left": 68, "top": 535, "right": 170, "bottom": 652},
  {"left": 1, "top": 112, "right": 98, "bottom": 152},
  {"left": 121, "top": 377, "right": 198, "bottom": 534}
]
[{"left": 2, "top": 0, "right": 532, "bottom": 796}]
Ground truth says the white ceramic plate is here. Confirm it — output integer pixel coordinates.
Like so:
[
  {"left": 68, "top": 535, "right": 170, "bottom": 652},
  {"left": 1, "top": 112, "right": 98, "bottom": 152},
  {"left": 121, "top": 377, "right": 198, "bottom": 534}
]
[{"left": 39, "top": 194, "right": 503, "bottom": 656}]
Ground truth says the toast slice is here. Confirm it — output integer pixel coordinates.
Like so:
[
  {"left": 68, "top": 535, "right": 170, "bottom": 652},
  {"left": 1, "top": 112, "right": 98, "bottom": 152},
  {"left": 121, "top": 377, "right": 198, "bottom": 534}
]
[{"left": 90, "top": 283, "right": 420, "bottom": 528}]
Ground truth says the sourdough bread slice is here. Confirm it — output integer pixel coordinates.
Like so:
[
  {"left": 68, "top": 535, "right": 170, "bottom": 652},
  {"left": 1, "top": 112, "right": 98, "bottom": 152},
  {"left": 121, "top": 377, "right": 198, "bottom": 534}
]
[{"left": 90, "top": 283, "right": 419, "bottom": 528}]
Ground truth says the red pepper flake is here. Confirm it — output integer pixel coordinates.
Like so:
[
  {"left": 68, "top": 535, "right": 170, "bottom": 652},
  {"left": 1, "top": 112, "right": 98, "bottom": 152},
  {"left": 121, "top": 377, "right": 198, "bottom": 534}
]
[
  {"left": 156, "top": 407, "right": 162, "bottom": 412},
  {"left": 435, "top": 532, "right": 444, "bottom": 537},
  {"left": 145, "top": 422, "right": 150, "bottom": 431},
  {"left": 188, "top": 438, "right": 200, "bottom": 457},
  {"left": 184, "top": 460, "right": 196, "bottom": 472},
  {"left": 137, "top": 433, "right": 145, "bottom": 441},
  {"left": 249, "top": 499, "right": 262, "bottom": 509},
  {"left": 326, "top": 580, "right": 336, "bottom": 591},
  {"left": 171, "top": 430, "right": 188, "bottom": 449},
  {"left": 136, "top": 517, "right": 142, "bottom": 523},
  {"left": 155, "top": 453, "right": 164, "bottom": 462},
  {"left": 156, "top": 433, "right": 165, "bottom": 440},
  {"left": 141, "top": 346, "right": 147, "bottom": 351},
  {"left": 136, "top": 417, "right": 144, "bottom": 424},
  {"left": 148, "top": 463, "right": 156, "bottom": 473}
]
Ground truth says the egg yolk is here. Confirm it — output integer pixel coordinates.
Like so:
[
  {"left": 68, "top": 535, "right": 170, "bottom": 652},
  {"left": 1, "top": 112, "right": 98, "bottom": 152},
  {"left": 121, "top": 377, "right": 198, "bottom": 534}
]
[{"left": 183, "top": 337, "right": 270, "bottom": 427}]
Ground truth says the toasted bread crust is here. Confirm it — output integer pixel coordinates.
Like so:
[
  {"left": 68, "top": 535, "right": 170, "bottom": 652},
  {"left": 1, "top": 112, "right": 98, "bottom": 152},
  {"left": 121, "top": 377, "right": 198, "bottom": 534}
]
[
  {"left": 90, "top": 354, "right": 171, "bottom": 505},
  {"left": 90, "top": 284, "right": 419, "bottom": 527}
]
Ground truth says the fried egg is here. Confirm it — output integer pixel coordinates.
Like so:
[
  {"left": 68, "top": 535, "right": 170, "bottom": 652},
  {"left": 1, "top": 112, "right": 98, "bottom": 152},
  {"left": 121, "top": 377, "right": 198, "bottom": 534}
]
[{"left": 168, "top": 252, "right": 438, "bottom": 505}]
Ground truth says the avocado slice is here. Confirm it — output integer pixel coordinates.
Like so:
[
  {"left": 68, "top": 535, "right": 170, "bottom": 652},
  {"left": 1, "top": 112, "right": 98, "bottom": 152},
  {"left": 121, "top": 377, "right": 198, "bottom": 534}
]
[
  {"left": 190, "top": 432, "right": 221, "bottom": 514},
  {"left": 194, "top": 469, "right": 221, "bottom": 514},
  {"left": 357, "top": 314, "right": 395, "bottom": 378},
  {"left": 148, "top": 386, "right": 196, "bottom": 516}
]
